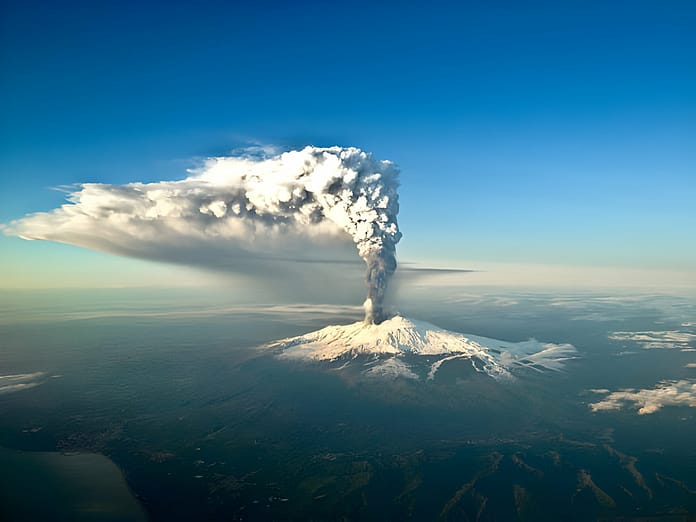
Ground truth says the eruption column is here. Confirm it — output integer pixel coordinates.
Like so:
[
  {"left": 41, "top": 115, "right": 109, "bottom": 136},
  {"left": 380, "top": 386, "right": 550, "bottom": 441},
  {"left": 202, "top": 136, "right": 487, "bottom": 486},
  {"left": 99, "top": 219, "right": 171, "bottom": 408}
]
[{"left": 4, "top": 146, "right": 402, "bottom": 322}]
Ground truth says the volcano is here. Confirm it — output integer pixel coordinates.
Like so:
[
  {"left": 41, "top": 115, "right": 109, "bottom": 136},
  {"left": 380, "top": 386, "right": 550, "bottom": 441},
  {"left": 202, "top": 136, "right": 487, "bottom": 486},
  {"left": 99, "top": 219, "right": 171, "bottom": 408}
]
[{"left": 265, "top": 315, "right": 577, "bottom": 381}]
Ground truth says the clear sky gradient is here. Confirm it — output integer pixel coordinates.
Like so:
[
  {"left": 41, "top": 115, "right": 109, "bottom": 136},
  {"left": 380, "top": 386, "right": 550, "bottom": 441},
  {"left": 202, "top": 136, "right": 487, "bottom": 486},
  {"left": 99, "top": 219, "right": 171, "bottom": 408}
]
[{"left": 1, "top": 0, "right": 694, "bottom": 290}]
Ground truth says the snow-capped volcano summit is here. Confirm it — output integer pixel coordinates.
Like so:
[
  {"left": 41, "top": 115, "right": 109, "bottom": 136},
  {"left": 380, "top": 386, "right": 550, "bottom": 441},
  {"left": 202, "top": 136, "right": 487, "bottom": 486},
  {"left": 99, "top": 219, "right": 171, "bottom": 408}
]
[{"left": 265, "top": 315, "right": 577, "bottom": 381}]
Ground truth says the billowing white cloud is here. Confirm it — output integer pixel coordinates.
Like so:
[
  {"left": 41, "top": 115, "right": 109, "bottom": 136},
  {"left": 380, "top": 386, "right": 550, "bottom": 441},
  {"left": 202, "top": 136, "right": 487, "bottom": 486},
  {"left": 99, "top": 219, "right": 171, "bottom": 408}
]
[
  {"left": 589, "top": 380, "right": 696, "bottom": 415},
  {"left": 3, "top": 146, "right": 401, "bottom": 323},
  {"left": 609, "top": 331, "right": 696, "bottom": 350}
]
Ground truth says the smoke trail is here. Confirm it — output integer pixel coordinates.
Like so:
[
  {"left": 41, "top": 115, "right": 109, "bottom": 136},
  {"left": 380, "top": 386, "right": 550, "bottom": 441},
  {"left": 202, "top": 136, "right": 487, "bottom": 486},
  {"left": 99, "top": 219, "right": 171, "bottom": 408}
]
[{"left": 4, "top": 146, "right": 401, "bottom": 323}]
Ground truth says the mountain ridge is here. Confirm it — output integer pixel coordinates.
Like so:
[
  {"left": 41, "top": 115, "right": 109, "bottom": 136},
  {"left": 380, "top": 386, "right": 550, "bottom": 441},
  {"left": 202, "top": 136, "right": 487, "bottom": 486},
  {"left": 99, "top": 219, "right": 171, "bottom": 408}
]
[{"left": 265, "top": 315, "right": 577, "bottom": 380}]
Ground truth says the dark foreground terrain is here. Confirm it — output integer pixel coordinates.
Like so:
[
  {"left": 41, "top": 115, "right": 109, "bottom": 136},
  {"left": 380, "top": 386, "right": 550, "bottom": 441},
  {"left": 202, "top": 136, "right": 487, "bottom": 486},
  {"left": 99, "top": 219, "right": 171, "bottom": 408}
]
[{"left": 1, "top": 288, "right": 694, "bottom": 521}]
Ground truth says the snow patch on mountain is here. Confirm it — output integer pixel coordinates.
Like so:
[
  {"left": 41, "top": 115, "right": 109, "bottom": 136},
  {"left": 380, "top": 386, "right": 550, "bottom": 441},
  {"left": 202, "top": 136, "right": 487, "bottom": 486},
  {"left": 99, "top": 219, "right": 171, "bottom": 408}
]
[
  {"left": 364, "top": 358, "right": 420, "bottom": 380},
  {"left": 265, "top": 315, "right": 577, "bottom": 380}
]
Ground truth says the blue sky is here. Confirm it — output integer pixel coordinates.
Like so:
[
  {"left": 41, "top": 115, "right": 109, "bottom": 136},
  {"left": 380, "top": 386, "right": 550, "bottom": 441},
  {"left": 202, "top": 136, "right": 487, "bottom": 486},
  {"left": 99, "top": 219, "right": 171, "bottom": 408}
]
[{"left": 1, "top": 0, "right": 695, "bottom": 289}]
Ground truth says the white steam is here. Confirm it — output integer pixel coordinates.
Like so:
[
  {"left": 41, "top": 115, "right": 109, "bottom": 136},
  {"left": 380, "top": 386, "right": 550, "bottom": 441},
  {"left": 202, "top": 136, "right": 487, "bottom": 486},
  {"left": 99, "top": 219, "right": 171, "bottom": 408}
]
[{"left": 3, "top": 146, "right": 401, "bottom": 323}]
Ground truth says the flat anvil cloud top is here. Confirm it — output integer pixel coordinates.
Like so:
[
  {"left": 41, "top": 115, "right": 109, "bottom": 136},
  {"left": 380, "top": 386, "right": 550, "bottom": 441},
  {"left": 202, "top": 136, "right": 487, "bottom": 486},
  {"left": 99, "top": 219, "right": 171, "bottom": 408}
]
[{"left": 4, "top": 146, "right": 401, "bottom": 322}]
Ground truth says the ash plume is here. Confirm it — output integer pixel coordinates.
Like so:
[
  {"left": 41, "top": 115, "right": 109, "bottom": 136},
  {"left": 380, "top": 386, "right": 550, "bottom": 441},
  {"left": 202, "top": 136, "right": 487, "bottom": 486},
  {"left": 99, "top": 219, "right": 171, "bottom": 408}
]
[{"left": 4, "top": 146, "right": 401, "bottom": 323}]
